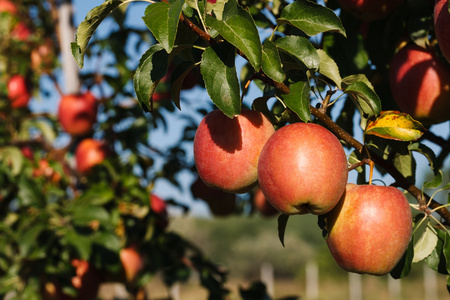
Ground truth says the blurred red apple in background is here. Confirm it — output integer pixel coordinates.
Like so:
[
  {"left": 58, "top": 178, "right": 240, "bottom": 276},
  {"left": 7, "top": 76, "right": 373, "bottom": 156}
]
[
  {"left": 339, "top": 0, "right": 403, "bottom": 21},
  {"left": 324, "top": 184, "right": 412, "bottom": 275},
  {"left": 434, "top": 0, "right": 450, "bottom": 63},
  {"left": 75, "top": 138, "right": 108, "bottom": 174},
  {"left": 253, "top": 187, "right": 278, "bottom": 217},
  {"left": 120, "top": 246, "right": 144, "bottom": 283},
  {"left": 0, "top": 0, "right": 17, "bottom": 14},
  {"left": 7, "top": 74, "right": 30, "bottom": 108},
  {"left": 194, "top": 109, "right": 275, "bottom": 194},
  {"left": 257, "top": 123, "right": 348, "bottom": 215},
  {"left": 150, "top": 194, "right": 169, "bottom": 228},
  {"left": 58, "top": 92, "right": 98, "bottom": 136},
  {"left": 191, "top": 176, "right": 236, "bottom": 217},
  {"left": 389, "top": 44, "right": 450, "bottom": 124}
]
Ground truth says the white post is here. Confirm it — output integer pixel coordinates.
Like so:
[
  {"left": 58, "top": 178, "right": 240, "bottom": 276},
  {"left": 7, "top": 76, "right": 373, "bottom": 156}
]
[
  {"left": 348, "top": 272, "right": 362, "bottom": 300},
  {"left": 305, "top": 260, "right": 319, "bottom": 300},
  {"left": 388, "top": 276, "right": 402, "bottom": 300},
  {"left": 260, "top": 262, "right": 274, "bottom": 296},
  {"left": 170, "top": 282, "right": 180, "bottom": 300},
  {"left": 423, "top": 264, "right": 438, "bottom": 300},
  {"left": 58, "top": 0, "right": 80, "bottom": 94}
]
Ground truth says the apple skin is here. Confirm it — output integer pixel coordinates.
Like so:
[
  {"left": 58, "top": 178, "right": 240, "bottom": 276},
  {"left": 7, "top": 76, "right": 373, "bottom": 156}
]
[
  {"left": 339, "top": 0, "right": 403, "bottom": 21},
  {"left": 324, "top": 184, "right": 412, "bottom": 275},
  {"left": 58, "top": 92, "right": 98, "bottom": 136},
  {"left": 191, "top": 176, "right": 236, "bottom": 217},
  {"left": 257, "top": 123, "right": 348, "bottom": 215},
  {"left": 194, "top": 109, "right": 275, "bottom": 194},
  {"left": 75, "top": 139, "right": 108, "bottom": 175},
  {"left": 7, "top": 75, "right": 30, "bottom": 108},
  {"left": 120, "top": 246, "right": 144, "bottom": 283},
  {"left": 434, "top": 0, "right": 450, "bottom": 63},
  {"left": 253, "top": 187, "right": 279, "bottom": 217},
  {"left": 389, "top": 44, "right": 450, "bottom": 124}
]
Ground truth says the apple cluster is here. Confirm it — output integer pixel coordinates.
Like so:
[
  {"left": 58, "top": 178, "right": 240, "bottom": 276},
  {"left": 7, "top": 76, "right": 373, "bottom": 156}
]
[{"left": 193, "top": 109, "right": 413, "bottom": 276}]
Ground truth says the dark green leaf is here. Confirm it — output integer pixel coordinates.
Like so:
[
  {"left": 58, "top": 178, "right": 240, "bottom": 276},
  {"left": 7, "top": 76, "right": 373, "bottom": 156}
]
[
  {"left": 205, "top": 0, "right": 261, "bottom": 70},
  {"left": 344, "top": 81, "right": 381, "bottom": 128},
  {"left": 277, "top": 214, "right": 289, "bottom": 247},
  {"left": 261, "top": 40, "right": 285, "bottom": 83},
  {"left": 281, "top": 80, "right": 311, "bottom": 122},
  {"left": 72, "top": 0, "right": 129, "bottom": 68},
  {"left": 390, "top": 237, "right": 414, "bottom": 279},
  {"left": 425, "top": 228, "right": 450, "bottom": 275},
  {"left": 133, "top": 44, "right": 169, "bottom": 112},
  {"left": 408, "top": 143, "right": 437, "bottom": 171},
  {"left": 93, "top": 232, "right": 121, "bottom": 252},
  {"left": 17, "top": 176, "right": 45, "bottom": 208},
  {"left": 278, "top": 0, "right": 346, "bottom": 37},
  {"left": 201, "top": 43, "right": 241, "bottom": 117},
  {"left": 274, "top": 36, "right": 319, "bottom": 71},
  {"left": 71, "top": 206, "right": 110, "bottom": 226},
  {"left": 18, "top": 224, "right": 45, "bottom": 257},
  {"left": 64, "top": 229, "right": 92, "bottom": 260},
  {"left": 143, "top": 0, "right": 185, "bottom": 53},
  {"left": 317, "top": 49, "right": 341, "bottom": 89}
]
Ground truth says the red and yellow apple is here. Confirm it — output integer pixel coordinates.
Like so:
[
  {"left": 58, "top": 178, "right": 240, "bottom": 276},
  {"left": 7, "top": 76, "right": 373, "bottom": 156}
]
[
  {"left": 120, "top": 246, "right": 144, "bottom": 283},
  {"left": 253, "top": 187, "right": 278, "bottom": 217},
  {"left": 191, "top": 176, "right": 236, "bottom": 217},
  {"left": 7, "top": 74, "right": 30, "bottom": 108},
  {"left": 324, "top": 183, "right": 412, "bottom": 275},
  {"left": 434, "top": 0, "right": 450, "bottom": 63},
  {"left": 339, "top": 0, "right": 403, "bottom": 21},
  {"left": 75, "top": 139, "right": 108, "bottom": 174},
  {"left": 389, "top": 44, "right": 450, "bottom": 124},
  {"left": 194, "top": 109, "right": 275, "bottom": 193},
  {"left": 257, "top": 123, "right": 348, "bottom": 215},
  {"left": 58, "top": 92, "right": 98, "bottom": 136}
]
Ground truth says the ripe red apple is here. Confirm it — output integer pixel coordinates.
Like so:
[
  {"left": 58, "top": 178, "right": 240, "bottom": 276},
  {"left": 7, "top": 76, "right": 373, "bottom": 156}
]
[
  {"left": 0, "top": 0, "right": 17, "bottom": 14},
  {"left": 120, "top": 246, "right": 144, "bottom": 283},
  {"left": 434, "top": 0, "right": 450, "bottom": 63},
  {"left": 389, "top": 44, "right": 450, "bottom": 124},
  {"left": 150, "top": 194, "right": 169, "bottom": 228},
  {"left": 257, "top": 123, "right": 348, "bottom": 215},
  {"left": 339, "top": 0, "right": 403, "bottom": 21},
  {"left": 191, "top": 176, "right": 236, "bottom": 217},
  {"left": 11, "top": 22, "right": 32, "bottom": 41},
  {"left": 7, "top": 74, "right": 30, "bottom": 108},
  {"left": 194, "top": 109, "right": 275, "bottom": 193},
  {"left": 58, "top": 92, "right": 98, "bottom": 136},
  {"left": 75, "top": 139, "right": 108, "bottom": 174},
  {"left": 253, "top": 187, "right": 278, "bottom": 217},
  {"left": 324, "top": 184, "right": 412, "bottom": 275}
]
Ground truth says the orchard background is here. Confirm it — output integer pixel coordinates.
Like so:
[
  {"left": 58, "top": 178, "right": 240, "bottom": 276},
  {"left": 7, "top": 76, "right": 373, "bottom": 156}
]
[{"left": 0, "top": 0, "right": 449, "bottom": 299}]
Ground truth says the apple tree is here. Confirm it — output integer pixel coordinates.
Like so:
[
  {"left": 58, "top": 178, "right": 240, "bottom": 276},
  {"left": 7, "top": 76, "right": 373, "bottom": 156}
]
[{"left": 0, "top": 0, "right": 450, "bottom": 298}]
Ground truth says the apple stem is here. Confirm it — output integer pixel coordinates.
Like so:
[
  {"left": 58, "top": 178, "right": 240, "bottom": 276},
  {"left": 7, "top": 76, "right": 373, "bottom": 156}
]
[{"left": 368, "top": 160, "right": 374, "bottom": 185}]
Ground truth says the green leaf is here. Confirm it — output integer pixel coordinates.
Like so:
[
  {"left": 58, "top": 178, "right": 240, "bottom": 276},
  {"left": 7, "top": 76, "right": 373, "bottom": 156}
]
[
  {"left": 143, "top": 0, "right": 185, "bottom": 53},
  {"left": 0, "top": 146, "right": 24, "bottom": 176},
  {"left": 425, "top": 228, "right": 450, "bottom": 275},
  {"left": 261, "top": 40, "right": 285, "bottom": 83},
  {"left": 365, "top": 111, "right": 426, "bottom": 141},
  {"left": 317, "top": 49, "right": 341, "bottom": 89},
  {"left": 201, "top": 43, "right": 241, "bottom": 118},
  {"left": 408, "top": 143, "right": 437, "bottom": 171},
  {"left": 281, "top": 81, "right": 311, "bottom": 122},
  {"left": 413, "top": 225, "right": 439, "bottom": 263},
  {"left": 205, "top": 0, "right": 262, "bottom": 70},
  {"left": 274, "top": 36, "right": 319, "bottom": 71},
  {"left": 277, "top": 0, "right": 346, "bottom": 37},
  {"left": 77, "top": 183, "right": 115, "bottom": 206},
  {"left": 17, "top": 176, "right": 45, "bottom": 208},
  {"left": 278, "top": 214, "right": 289, "bottom": 247},
  {"left": 393, "top": 153, "right": 415, "bottom": 183},
  {"left": 133, "top": 44, "right": 169, "bottom": 112},
  {"left": 344, "top": 81, "right": 381, "bottom": 128},
  {"left": 424, "top": 170, "right": 443, "bottom": 189},
  {"left": 93, "top": 232, "right": 121, "bottom": 252},
  {"left": 72, "top": 0, "right": 129, "bottom": 68},
  {"left": 18, "top": 224, "right": 45, "bottom": 257},
  {"left": 71, "top": 205, "right": 110, "bottom": 226},
  {"left": 390, "top": 237, "right": 414, "bottom": 279},
  {"left": 64, "top": 229, "right": 92, "bottom": 260}
]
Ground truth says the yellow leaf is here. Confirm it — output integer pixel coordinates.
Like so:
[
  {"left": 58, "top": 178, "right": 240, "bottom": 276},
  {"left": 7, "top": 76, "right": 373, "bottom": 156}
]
[{"left": 365, "top": 111, "right": 426, "bottom": 141}]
